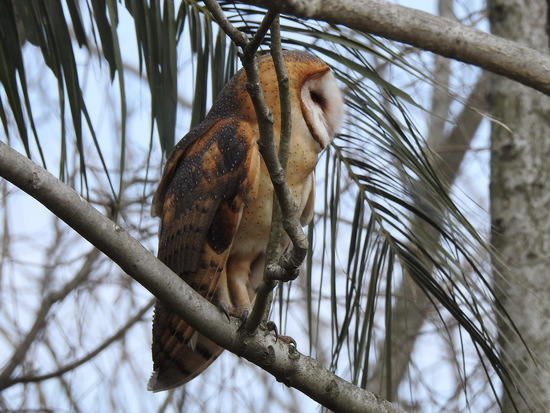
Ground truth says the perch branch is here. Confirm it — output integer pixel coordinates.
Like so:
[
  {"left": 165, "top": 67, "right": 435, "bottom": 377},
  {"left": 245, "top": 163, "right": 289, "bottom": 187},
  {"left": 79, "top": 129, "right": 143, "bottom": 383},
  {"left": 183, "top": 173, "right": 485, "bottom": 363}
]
[{"left": 0, "top": 140, "right": 405, "bottom": 413}]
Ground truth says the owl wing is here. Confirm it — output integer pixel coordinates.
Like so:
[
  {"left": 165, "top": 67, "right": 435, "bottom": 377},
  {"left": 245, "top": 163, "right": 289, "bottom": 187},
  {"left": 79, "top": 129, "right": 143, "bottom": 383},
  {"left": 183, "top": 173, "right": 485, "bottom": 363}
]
[{"left": 149, "top": 119, "right": 260, "bottom": 391}]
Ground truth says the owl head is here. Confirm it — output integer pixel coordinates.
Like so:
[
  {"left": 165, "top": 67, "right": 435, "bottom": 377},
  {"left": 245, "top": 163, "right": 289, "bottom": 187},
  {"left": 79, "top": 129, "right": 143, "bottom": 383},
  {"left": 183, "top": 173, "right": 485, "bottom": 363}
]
[{"left": 209, "top": 50, "right": 344, "bottom": 150}]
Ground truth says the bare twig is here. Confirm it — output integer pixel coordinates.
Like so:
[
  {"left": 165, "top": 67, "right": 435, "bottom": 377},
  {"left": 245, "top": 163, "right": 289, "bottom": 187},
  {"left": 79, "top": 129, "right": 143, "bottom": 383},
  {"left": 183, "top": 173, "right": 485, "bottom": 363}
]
[
  {"left": 0, "top": 247, "right": 100, "bottom": 390},
  {"left": 246, "top": 14, "right": 293, "bottom": 332},
  {"left": 203, "top": 2, "right": 310, "bottom": 332},
  {"left": 271, "top": 17, "right": 293, "bottom": 172},
  {"left": 5, "top": 299, "right": 154, "bottom": 387}
]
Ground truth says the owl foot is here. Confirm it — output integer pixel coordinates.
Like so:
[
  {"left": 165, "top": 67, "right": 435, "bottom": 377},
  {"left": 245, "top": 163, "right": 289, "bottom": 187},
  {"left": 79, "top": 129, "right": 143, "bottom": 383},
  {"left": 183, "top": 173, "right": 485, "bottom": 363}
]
[
  {"left": 218, "top": 303, "right": 249, "bottom": 326},
  {"left": 219, "top": 302, "right": 231, "bottom": 321},
  {"left": 267, "top": 321, "right": 296, "bottom": 346},
  {"left": 236, "top": 309, "right": 249, "bottom": 330}
]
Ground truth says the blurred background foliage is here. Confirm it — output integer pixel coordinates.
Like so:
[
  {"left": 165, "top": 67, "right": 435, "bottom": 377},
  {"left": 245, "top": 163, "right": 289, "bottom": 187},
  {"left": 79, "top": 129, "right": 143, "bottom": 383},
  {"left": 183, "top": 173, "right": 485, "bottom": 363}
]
[{"left": 0, "top": 1, "right": 525, "bottom": 412}]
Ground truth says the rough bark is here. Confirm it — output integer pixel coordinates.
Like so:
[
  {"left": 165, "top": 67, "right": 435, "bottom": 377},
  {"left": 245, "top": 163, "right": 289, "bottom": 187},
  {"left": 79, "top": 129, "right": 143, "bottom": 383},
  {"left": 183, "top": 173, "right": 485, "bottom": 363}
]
[{"left": 488, "top": 0, "right": 550, "bottom": 411}]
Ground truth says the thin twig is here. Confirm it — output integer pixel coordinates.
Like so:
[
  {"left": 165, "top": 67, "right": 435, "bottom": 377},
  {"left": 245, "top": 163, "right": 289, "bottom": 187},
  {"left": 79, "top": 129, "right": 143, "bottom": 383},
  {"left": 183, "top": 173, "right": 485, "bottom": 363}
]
[
  {"left": 237, "top": 15, "right": 310, "bottom": 277},
  {"left": 203, "top": 0, "right": 249, "bottom": 45},
  {"left": 0, "top": 247, "right": 100, "bottom": 391},
  {"left": 203, "top": 3, "right": 309, "bottom": 333},
  {"left": 271, "top": 16, "right": 293, "bottom": 172},
  {"left": 6, "top": 299, "right": 154, "bottom": 386},
  {"left": 246, "top": 15, "right": 295, "bottom": 332}
]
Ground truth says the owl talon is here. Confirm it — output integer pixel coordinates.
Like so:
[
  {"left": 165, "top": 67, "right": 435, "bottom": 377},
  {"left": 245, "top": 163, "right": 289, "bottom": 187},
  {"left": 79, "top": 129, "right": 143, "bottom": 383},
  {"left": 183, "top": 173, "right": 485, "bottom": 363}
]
[
  {"left": 268, "top": 265, "right": 300, "bottom": 282},
  {"left": 219, "top": 303, "right": 231, "bottom": 321},
  {"left": 219, "top": 303, "right": 250, "bottom": 326},
  {"left": 267, "top": 321, "right": 279, "bottom": 339},
  {"left": 237, "top": 309, "right": 249, "bottom": 330},
  {"left": 279, "top": 335, "right": 297, "bottom": 347},
  {"left": 267, "top": 321, "right": 296, "bottom": 346},
  {"left": 281, "top": 268, "right": 300, "bottom": 282}
]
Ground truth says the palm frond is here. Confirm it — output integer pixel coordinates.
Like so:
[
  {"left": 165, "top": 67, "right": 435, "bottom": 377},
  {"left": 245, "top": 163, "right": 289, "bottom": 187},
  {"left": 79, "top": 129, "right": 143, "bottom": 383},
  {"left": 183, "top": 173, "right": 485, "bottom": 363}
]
[
  {"left": 214, "top": 5, "right": 521, "bottom": 407},
  {"left": 0, "top": 0, "right": 42, "bottom": 161}
]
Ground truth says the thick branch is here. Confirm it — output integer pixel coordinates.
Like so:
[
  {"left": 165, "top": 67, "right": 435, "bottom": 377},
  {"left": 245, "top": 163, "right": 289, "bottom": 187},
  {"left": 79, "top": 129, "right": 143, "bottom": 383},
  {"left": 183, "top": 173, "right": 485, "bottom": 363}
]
[
  {"left": 0, "top": 142, "right": 405, "bottom": 412},
  {"left": 240, "top": 0, "right": 550, "bottom": 96}
]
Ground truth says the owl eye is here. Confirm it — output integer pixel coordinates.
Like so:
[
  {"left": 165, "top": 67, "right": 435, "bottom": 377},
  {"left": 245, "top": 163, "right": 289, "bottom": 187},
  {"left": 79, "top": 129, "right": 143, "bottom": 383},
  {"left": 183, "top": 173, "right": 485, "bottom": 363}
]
[
  {"left": 309, "top": 90, "right": 326, "bottom": 109},
  {"left": 301, "top": 71, "right": 343, "bottom": 149}
]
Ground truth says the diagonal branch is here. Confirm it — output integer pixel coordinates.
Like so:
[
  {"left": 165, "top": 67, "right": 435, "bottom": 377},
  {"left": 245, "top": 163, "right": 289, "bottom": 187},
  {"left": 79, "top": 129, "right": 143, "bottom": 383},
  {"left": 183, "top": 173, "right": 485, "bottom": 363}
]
[{"left": 0, "top": 141, "right": 405, "bottom": 413}]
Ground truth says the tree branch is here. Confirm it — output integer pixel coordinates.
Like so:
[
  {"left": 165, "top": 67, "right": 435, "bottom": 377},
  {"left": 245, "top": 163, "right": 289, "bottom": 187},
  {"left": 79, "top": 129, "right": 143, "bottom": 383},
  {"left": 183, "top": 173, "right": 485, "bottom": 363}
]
[
  {"left": 0, "top": 141, "right": 405, "bottom": 412},
  {"left": 239, "top": 0, "right": 550, "bottom": 96}
]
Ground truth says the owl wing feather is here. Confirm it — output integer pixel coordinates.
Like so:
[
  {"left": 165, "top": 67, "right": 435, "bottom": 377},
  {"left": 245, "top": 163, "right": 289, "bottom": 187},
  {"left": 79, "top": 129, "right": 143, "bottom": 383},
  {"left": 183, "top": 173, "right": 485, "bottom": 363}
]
[{"left": 149, "top": 119, "right": 260, "bottom": 391}]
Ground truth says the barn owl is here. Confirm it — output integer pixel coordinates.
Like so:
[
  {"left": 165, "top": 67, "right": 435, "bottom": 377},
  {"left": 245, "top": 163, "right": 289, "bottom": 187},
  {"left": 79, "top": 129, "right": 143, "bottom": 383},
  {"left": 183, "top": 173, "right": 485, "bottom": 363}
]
[{"left": 148, "top": 50, "right": 343, "bottom": 391}]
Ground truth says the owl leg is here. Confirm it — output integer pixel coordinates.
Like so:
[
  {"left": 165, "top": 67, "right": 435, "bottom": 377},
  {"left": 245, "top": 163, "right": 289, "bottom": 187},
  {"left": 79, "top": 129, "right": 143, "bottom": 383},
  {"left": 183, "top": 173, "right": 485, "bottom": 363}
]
[
  {"left": 214, "top": 268, "right": 232, "bottom": 321},
  {"left": 213, "top": 257, "right": 251, "bottom": 321},
  {"left": 223, "top": 253, "right": 257, "bottom": 320}
]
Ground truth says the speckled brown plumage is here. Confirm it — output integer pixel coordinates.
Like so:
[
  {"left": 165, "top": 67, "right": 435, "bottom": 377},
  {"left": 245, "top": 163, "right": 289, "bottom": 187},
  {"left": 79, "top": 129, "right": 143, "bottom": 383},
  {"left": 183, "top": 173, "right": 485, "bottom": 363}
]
[{"left": 148, "top": 51, "right": 343, "bottom": 391}]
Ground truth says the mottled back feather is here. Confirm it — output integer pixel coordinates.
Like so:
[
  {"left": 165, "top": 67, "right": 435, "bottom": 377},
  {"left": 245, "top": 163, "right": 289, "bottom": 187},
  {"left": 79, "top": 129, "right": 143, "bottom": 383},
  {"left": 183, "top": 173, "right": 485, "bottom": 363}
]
[{"left": 149, "top": 120, "right": 259, "bottom": 391}]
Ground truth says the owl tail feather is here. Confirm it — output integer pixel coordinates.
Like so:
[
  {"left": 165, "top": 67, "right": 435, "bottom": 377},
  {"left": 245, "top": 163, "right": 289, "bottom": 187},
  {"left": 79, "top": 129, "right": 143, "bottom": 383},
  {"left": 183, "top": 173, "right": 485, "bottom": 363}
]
[
  {"left": 148, "top": 332, "right": 223, "bottom": 391},
  {"left": 149, "top": 301, "right": 223, "bottom": 392}
]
